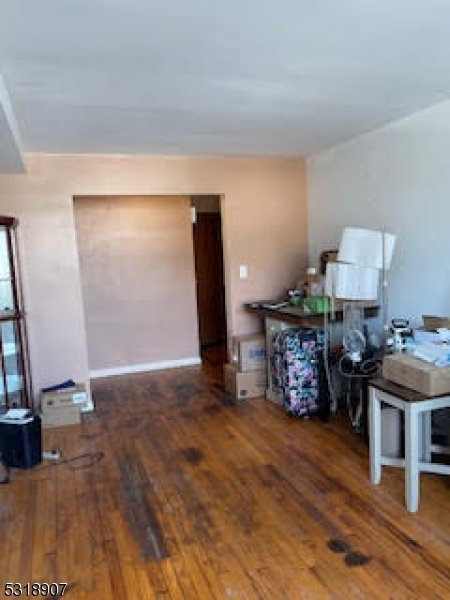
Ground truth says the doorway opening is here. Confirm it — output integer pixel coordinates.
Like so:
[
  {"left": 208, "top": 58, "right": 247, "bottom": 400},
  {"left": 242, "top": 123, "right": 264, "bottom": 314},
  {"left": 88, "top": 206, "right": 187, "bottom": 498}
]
[
  {"left": 191, "top": 195, "right": 227, "bottom": 377},
  {"left": 73, "top": 195, "right": 201, "bottom": 377}
]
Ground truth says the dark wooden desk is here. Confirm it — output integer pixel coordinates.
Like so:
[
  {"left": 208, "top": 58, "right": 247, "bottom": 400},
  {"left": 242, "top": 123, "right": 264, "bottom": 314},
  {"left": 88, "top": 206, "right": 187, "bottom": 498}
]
[
  {"left": 370, "top": 376, "right": 450, "bottom": 401},
  {"left": 245, "top": 301, "right": 379, "bottom": 327}
]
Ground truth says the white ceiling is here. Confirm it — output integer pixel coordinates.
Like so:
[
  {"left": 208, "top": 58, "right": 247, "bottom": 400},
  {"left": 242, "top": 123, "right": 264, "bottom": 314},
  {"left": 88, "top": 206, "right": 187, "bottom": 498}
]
[{"left": 1, "top": 0, "right": 450, "bottom": 169}]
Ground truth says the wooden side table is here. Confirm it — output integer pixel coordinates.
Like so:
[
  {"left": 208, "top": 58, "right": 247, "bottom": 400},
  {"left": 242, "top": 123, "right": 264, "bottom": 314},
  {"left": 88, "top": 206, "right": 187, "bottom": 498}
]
[{"left": 369, "top": 377, "right": 450, "bottom": 512}]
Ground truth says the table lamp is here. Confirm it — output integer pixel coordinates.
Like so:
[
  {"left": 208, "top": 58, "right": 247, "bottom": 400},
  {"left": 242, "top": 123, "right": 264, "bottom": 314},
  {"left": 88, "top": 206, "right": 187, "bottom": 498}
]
[
  {"left": 324, "top": 227, "right": 396, "bottom": 429},
  {"left": 325, "top": 227, "right": 396, "bottom": 349}
]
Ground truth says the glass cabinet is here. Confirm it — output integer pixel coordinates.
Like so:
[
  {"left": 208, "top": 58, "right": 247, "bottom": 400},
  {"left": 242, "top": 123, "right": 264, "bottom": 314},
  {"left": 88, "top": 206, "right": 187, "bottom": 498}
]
[{"left": 0, "top": 217, "right": 31, "bottom": 409}]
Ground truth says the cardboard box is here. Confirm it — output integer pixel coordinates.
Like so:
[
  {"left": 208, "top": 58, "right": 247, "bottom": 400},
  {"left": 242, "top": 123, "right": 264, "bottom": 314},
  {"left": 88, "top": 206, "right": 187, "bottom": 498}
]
[
  {"left": 383, "top": 353, "right": 450, "bottom": 396},
  {"left": 414, "top": 328, "right": 443, "bottom": 344},
  {"left": 41, "top": 405, "right": 81, "bottom": 429},
  {"left": 224, "top": 363, "right": 267, "bottom": 399},
  {"left": 231, "top": 334, "right": 266, "bottom": 372},
  {"left": 423, "top": 315, "right": 450, "bottom": 331},
  {"left": 41, "top": 383, "right": 87, "bottom": 412}
]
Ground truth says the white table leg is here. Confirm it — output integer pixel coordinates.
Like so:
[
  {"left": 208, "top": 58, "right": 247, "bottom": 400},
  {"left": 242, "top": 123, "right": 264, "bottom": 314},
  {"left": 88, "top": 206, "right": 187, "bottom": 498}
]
[
  {"left": 405, "top": 403, "right": 420, "bottom": 512},
  {"left": 369, "top": 386, "right": 381, "bottom": 484},
  {"left": 422, "top": 410, "right": 432, "bottom": 462}
]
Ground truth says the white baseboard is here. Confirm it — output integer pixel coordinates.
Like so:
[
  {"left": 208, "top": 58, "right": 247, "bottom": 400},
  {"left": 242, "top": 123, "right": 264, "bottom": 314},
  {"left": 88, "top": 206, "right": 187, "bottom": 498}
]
[{"left": 90, "top": 357, "right": 201, "bottom": 379}]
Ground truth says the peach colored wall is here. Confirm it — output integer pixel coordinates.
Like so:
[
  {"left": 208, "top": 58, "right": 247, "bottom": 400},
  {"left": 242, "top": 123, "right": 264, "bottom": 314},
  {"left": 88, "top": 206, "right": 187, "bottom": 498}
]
[
  {"left": 0, "top": 154, "right": 307, "bottom": 401},
  {"left": 74, "top": 196, "right": 199, "bottom": 370}
]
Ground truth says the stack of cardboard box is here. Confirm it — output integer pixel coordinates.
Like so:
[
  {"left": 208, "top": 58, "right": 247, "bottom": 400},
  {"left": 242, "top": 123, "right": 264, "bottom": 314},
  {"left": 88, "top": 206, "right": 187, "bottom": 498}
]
[
  {"left": 40, "top": 383, "right": 88, "bottom": 428},
  {"left": 224, "top": 334, "right": 267, "bottom": 400},
  {"left": 383, "top": 315, "right": 450, "bottom": 396},
  {"left": 383, "top": 354, "right": 450, "bottom": 396}
]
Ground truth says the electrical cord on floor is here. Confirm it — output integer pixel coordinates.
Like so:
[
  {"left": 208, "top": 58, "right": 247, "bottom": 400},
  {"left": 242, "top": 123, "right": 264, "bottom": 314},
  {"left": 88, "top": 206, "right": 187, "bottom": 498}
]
[
  {"left": 0, "top": 454, "right": 11, "bottom": 484},
  {"left": 338, "top": 353, "right": 380, "bottom": 430},
  {"left": 338, "top": 354, "right": 380, "bottom": 379},
  {"left": 45, "top": 451, "right": 104, "bottom": 470}
]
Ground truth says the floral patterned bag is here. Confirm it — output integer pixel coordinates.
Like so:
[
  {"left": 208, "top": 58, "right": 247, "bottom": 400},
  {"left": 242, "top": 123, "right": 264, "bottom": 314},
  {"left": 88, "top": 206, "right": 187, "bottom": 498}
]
[{"left": 272, "top": 328, "right": 324, "bottom": 417}]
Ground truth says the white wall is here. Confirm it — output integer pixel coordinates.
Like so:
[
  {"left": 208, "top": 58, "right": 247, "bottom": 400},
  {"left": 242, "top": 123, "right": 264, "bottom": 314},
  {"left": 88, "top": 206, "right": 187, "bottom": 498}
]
[{"left": 307, "top": 100, "right": 450, "bottom": 327}]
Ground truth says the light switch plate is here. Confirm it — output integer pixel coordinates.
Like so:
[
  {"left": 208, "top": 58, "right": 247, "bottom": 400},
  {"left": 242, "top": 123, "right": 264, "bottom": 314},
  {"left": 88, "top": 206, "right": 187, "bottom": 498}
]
[{"left": 239, "top": 265, "right": 248, "bottom": 279}]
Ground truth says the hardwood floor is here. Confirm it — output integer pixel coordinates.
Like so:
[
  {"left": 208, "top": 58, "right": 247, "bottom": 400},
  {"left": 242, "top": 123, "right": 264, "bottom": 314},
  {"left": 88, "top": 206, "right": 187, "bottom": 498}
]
[{"left": 1, "top": 365, "right": 449, "bottom": 599}]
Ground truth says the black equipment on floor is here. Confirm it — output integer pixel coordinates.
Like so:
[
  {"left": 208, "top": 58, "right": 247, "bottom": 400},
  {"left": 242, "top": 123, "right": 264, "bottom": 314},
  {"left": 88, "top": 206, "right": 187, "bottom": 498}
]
[{"left": 0, "top": 415, "right": 42, "bottom": 469}]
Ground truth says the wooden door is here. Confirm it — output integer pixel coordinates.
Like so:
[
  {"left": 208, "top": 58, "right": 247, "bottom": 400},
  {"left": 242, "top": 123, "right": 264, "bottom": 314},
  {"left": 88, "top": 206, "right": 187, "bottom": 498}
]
[{"left": 193, "top": 213, "right": 226, "bottom": 346}]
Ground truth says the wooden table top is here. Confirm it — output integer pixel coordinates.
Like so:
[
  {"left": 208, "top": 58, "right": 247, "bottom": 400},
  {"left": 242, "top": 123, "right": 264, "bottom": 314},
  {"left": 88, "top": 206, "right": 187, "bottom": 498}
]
[
  {"left": 244, "top": 301, "right": 379, "bottom": 327},
  {"left": 369, "top": 376, "right": 450, "bottom": 401}
]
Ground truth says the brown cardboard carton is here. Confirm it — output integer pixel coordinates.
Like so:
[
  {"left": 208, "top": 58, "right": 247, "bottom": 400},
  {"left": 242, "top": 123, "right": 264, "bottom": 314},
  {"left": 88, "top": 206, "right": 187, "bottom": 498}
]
[
  {"left": 41, "top": 405, "right": 81, "bottom": 428},
  {"left": 224, "top": 363, "right": 267, "bottom": 399},
  {"left": 422, "top": 315, "right": 450, "bottom": 331},
  {"left": 41, "top": 383, "right": 87, "bottom": 412},
  {"left": 383, "top": 353, "right": 450, "bottom": 396},
  {"left": 231, "top": 334, "right": 266, "bottom": 372},
  {"left": 413, "top": 327, "right": 442, "bottom": 344}
]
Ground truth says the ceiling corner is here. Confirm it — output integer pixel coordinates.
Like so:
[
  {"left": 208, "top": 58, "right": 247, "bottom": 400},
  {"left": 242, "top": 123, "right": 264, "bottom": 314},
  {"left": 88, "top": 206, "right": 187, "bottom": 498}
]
[{"left": 0, "top": 75, "right": 26, "bottom": 173}]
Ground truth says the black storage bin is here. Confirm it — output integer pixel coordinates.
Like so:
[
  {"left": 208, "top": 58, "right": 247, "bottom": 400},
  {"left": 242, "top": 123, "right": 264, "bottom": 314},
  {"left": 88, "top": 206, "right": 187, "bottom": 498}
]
[{"left": 0, "top": 415, "right": 42, "bottom": 469}]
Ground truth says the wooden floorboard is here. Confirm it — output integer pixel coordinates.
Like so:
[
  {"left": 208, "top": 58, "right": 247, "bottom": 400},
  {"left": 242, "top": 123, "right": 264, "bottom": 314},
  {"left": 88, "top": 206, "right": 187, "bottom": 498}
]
[{"left": 1, "top": 364, "right": 450, "bottom": 599}]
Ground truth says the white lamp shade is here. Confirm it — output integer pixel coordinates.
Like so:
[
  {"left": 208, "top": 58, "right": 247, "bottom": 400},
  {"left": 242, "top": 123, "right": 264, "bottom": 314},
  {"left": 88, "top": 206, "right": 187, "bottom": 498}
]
[
  {"left": 337, "top": 227, "right": 396, "bottom": 270},
  {"left": 325, "top": 262, "right": 379, "bottom": 301}
]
